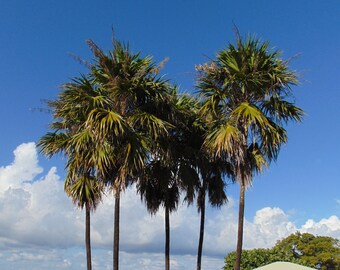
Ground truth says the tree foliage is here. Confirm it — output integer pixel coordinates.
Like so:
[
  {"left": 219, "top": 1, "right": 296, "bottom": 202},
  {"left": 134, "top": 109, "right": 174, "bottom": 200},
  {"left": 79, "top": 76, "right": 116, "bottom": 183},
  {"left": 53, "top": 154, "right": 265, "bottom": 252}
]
[
  {"left": 275, "top": 232, "right": 340, "bottom": 270},
  {"left": 224, "top": 232, "right": 340, "bottom": 270},
  {"left": 224, "top": 248, "right": 301, "bottom": 270}
]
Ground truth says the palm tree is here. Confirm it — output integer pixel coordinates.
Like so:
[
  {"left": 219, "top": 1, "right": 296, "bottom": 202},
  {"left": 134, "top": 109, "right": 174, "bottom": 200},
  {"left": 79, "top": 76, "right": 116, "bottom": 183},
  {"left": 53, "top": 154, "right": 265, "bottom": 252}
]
[
  {"left": 172, "top": 96, "right": 229, "bottom": 270},
  {"left": 138, "top": 160, "right": 180, "bottom": 270},
  {"left": 86, "top": 38, "right": 172, "bottom": 270},
  {"left": 195, "top": 158, "right": 228, "bottom": 270},
  {"left": 65, "top": 175, "right": 103, "bottom": 270},
  {"left": 39, "top": 36, "right": 171, "bottom": 270},
  {"left": 187, "top": 108, "right": 229, "bottom": 270},
  {"left": 38, "top": 76, "right": 106, "bottom": 270},
  {"left": 196, "top": 34, "right": 303, "bottom": 270},
  {"left": 136, "top": 90, "right": 200, "bottom": 270}
]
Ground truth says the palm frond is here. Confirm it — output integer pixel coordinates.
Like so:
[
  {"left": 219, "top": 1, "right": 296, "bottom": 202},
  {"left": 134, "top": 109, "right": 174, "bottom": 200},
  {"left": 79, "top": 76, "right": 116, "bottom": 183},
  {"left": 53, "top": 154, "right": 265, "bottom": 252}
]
[
  {"left": 38, "top": 132, "right": 70, "bottom": 157},
  {"left": 205, "top": 123, "right": 242, "bottom": 159}
]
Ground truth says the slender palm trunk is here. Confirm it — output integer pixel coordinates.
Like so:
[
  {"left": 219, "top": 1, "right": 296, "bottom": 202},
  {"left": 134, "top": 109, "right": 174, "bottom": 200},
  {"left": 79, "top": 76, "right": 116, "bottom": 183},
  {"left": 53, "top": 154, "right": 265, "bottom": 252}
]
[
  {"left": 234, "top": 181, "right": 246, "bottom": 270},
  {"left": 113, "top": 189, "right": 120, "bottom": 270},
  {"left": 197, "top": 181, "right": 207, "bottom": 270},
  {"left": 85, "top": 202, "right": 92, "bottom": 270},
  {"left": 165, "top": 205, "right": 170, "bottom": 270}
]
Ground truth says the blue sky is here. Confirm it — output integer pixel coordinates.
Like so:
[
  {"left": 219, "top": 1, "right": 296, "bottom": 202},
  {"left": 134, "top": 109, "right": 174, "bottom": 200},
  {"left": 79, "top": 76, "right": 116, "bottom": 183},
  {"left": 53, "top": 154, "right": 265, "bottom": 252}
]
[{"left": 1, "top": 1, "right": 340, "bottom": 269}]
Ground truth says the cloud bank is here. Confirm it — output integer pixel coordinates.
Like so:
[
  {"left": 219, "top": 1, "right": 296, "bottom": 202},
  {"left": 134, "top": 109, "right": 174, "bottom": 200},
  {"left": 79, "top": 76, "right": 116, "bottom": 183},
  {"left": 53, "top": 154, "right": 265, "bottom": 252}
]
[{"left": 0, "top": 143, "right": 339, "bottom": 270}]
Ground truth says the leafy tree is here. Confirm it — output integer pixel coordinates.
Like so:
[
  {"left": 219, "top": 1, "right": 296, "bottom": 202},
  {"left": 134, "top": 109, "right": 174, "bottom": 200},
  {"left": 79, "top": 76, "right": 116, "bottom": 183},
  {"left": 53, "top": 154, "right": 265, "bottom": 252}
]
[
  {"left": 224, "top": 233, "right": 340, "bottom": 270},
  {"left": 224, "top": 248, "right": 301, "bottom": 270},
  {"left": 275, "top": 232, "right": 340, "bottom": 270},
  {"left": 197, "top": 34, "right": 303, "bottom": 270}
]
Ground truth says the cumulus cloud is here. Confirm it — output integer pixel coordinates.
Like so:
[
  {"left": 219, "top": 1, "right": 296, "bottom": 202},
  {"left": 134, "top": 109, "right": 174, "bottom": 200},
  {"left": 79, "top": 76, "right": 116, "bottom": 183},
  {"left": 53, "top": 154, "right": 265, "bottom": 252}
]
[
  {"left": 0, "top": 143, "right": 83, "bottom": 249},
  {"left": 0, "top": 142, "right": 43, "bottom": 191},
  {"left": 242, "top": 207, "right": 297, "bottom": 249},
  {"left": 301, "top": 215, "right": 340, "bottom": 238},
  {"left": 0, "top": 143, "right": 339, "bottom": 270}
]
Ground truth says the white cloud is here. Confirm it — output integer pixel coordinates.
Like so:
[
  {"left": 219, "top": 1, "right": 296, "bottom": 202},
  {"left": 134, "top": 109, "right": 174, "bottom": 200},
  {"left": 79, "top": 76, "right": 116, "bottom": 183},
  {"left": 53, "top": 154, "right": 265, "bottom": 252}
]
[
  {"left": 242, "top": 207, "right": 297, "bottom": 249},
  {"left": 0, "top": 143, "right": 83, "bottom": 249},
  {"left": 0, "top": 142, "right": 339, "bottom": 270},
  {"left": 0, "top": 142, "right": 43, "bottom": 191},
  {"left": 301, "top": 215, "right": 340, "bottom": 238}
]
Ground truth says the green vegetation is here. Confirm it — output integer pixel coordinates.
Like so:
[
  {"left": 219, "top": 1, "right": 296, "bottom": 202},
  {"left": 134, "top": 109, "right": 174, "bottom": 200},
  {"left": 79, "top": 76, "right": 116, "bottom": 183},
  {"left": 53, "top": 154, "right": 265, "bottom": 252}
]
[
  {"left": 224, "top": 232, "right": 340, "bottom": 270},
  {"left": 39, "top": 33, "right": 304, "bottom": 270}
]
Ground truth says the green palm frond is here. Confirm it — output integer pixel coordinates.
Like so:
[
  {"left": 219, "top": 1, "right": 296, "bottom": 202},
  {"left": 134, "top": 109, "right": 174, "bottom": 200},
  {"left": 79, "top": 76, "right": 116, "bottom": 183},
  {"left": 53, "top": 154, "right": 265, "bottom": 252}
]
[
  {"left": 262, "top": 96, "right": 304, "bottom": 123},
  {"left": 38, "top": 132, "right": 70, "bottom": 157},
  {"left": 247, "top": 143, "right": 268, "bottom": 174},
  {"left": 177, "top": 163, "right": 200, "bottom": 205},
  {"left": 65, "top": 174, "right": 104, "bottom": 210},
  {"left": 259, "top": 121, "right": 287, "bottom": 160},
  {"left": 130, "top": 111, "right": 172, "bottom": 139},
  {"left": 231, "top": 102, "right": 270, "bottom": 128},
  {"left": 122, "top": 135, "right": 148, "bottom": 175},
  {"left": 137, "top": 160, "right": 180, "bottom": 215},
  {"left": 205, "top": 123, "right": 241, "bottom": 158},
  {"left": 86, "top": 108, "right": 126, "bottom": 139},
  {"left": 207, "top": 174, "right": 228, "bottom": 208}
]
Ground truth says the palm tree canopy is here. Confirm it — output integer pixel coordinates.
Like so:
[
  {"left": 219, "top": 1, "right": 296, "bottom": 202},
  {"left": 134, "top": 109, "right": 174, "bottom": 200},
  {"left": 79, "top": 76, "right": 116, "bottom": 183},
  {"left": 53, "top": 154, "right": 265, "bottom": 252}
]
[
  {"left": 65, "top": 174, "right": 103, "bottom": 210},
  {"left": 197, "top": 34, "right": 304, "bottom": 185},
  {"left": 136, "top": 89, "right": 194, "bottom": 214},
  {"left": 83, "top": 39, "right": 176, "bottom": 189},
  {"left": 38, "top": 75, "right": 108, "bottom": 210}
]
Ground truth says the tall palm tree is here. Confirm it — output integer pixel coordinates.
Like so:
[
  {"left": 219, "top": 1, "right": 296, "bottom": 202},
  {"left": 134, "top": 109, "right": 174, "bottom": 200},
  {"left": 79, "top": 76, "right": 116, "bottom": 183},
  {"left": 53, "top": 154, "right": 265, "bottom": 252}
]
[
  {"left": 196, "top": 34, "right": 303, "bottom": 270},
  {"left": 171, "top": 95, "right": 229, "bottom": 270},
  {"left": 39, "top": 36, "right": 171, "bottom": 270},
  {"left": 65, "top": 174, "right": 103, "bottom": 270},
  {"left": 195, "top": 158, "right": 228, "bottom": 270},
  {"left": 188, "top": 112, "right": 229, "bottom": 270},
  {"left": 86, "top": 38, "right": 172, "bottom": 270},
  {"left": 138, "top": 160, "right": 180, "bottom": 270},
  {"left": 137, "top": 90, "right": 201, "bottom": 270},
  {"left": 38, "top": 76, "right": 107, "bottom": 270}
]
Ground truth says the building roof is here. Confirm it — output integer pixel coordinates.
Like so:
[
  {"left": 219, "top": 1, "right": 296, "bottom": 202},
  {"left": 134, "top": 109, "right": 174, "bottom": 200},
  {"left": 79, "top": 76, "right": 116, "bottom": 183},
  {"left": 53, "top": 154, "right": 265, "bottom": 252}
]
[{"left": 253, "top": 262, "right": 316, "bottom": 270}]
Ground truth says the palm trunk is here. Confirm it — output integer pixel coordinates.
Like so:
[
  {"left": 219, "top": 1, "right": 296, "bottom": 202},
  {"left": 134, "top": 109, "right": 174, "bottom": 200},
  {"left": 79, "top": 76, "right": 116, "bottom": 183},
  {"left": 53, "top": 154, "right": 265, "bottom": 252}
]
[
  {"left": 165, "top": 205, "right": 170, "bottom": 270},
  {"left": 197, "top": 182, "right": 207, "bottom": 270},
  {"left": 234, "top": 181, "right": 246, "bottom": 270},
  {"left": 113, "top": 189, "right": 120, "bottom": 270},
  {"left": 85, "top": 202, "right": 92, "bottom": 270}
]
